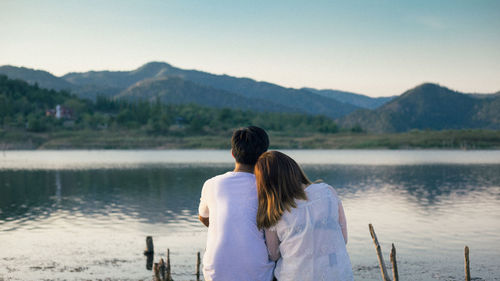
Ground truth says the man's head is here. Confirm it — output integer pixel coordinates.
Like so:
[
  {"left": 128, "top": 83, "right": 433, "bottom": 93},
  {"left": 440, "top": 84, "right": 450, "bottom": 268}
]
[{"left": 231, "top": 126, "right": 269, "bottom": 166}]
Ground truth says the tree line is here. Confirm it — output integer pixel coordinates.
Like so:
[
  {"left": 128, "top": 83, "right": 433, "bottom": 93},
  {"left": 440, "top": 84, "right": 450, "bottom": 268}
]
[{"left": 0, "top": 75, "right": 341, "bottom": 135}]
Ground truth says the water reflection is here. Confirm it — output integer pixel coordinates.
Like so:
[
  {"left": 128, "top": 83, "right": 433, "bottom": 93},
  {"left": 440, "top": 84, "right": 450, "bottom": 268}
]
[
  {"left": 55, "top": 171, "right": 61, "bottom": 202},
  {"left": 306, "top": 164, "right": 500, "bottom": 206},
  {"left": 1, "top": 165, "right": 500, "bottom": 227},
  {"left": 0, "top": 167, "right": 229, "bottom": 227},
  {"left": 1, "top": 164, "right": 500, "bottom": 280}
]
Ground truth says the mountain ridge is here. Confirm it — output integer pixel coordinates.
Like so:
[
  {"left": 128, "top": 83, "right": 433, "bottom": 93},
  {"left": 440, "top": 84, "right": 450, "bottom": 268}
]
[
  {"left": 116, "top": 76, "right": 294, "bottom": 112},
  {"left": 0, "top": 65, "right": 74, "bottom": 91},
  {"left": 1, "top": 63, "right": 498, "bottom": 131},
  {"left": 0, "top": 62, "right": 363, "bottom": 119},
  {"left": 338, "top": 83, "right": 500, "bottom": 132},
  {"left": 62, "top": 61, "right": 362, "bottom": 118},
  {"left": 302, "top": 87, "right": 395, "bottom": 109}
]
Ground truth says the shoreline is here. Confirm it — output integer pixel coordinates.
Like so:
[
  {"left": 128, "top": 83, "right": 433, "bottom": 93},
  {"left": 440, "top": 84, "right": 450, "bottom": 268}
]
[{"left": 1, "top": 129, "right": 500, "bottom": 150}]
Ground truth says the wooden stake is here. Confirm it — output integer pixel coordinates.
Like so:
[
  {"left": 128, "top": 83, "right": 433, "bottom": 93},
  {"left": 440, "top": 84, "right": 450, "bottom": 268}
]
[
  {"left": 369, "top": 224, "right": 391, "bottom": 281},
  {"left": 390, "top": 243, "right": 399, "bottom": 281},
  {"left": 159, "top": 258, "right": 167, "bottom": 281},
  {"left": 146, "top": 252, "right": 154, "bottom": 270},
  {"left": 196, "top": 251, "right": 201, "bottom": 281},
  {"left": 144, "top": 236, "right": 154, "bottom": 255},
  {"left": 153, "top": 262, "right": 161, "bottom": 281},
  {"left": 166, "top": 249, "right": 173, "bottom": 281},
  {"left": 144, "top": 236, "right": 154, "bottom": 270},
  {"left": 465, "top": 246, "right": 470, "bottom": 281}
]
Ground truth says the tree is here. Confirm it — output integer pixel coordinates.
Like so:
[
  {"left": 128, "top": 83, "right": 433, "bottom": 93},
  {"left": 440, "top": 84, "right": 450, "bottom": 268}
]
[{"left": 26, "top": 114, "right": 46, "bottom": 132}]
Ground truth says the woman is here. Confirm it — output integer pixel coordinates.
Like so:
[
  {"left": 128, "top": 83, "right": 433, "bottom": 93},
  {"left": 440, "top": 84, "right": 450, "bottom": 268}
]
[{"left": 255, "top": 151, "right": 353, "bottom": 281}]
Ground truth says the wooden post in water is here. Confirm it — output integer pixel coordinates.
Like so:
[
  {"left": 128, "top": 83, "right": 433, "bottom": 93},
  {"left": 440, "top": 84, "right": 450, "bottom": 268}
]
[
  {"left": 144, "top": 236, "right": 154, "bottom": 255},
  {"left": 159, "top": 258, "right": 167, "bottom": 281},
  {"left": 465, "top": 246, "right": 470, "bottom": 281},
  {"left": 144, "top": 236, "right": 154, "bottom": 270},
  {"left": 146, "top": 253, "right": 154, "bottom": 270},
  {"left": 390, "top": 243, "right": 399, "bottom": 281},
  {"left": 166, "top": 249, "right": 173, "bottom": 281},
  {"left": 369, "top": 224, "right": 391, "bottom": 281},
  {"left": 196, "top": 251, "right": 201, "bottom": 281},
  {"left": 153, "top": 262, "right": 161, "bottom": 281}
]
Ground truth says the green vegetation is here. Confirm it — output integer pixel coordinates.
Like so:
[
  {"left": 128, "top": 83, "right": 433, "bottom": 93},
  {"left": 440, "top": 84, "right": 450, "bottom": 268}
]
[
  {"left": 1, "top": 75, "right": 499, "bottom": 150},
  {"left": 0, "top": 62, "right": 361, "bottom": 118},
  {"left": 276, "top": 129, "right": 500, "bottom": 149},
  {"left": 2, "top": 129, "right": 500, "bottom": 150},
  {"left": 339, "top": 83, "right": 500, "bottom": 133},
  {"left": 0, "top": 75, "right": 338, "bottom": 145}
]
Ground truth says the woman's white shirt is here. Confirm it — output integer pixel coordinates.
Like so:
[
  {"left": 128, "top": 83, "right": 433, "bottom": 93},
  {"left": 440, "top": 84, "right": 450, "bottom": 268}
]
[{"left": 265, "top": 183, "right": 354, "bottom": 281}]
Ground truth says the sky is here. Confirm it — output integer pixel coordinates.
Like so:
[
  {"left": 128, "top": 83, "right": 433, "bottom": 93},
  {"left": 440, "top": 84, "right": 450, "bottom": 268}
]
[{"left": 1, "top": 0, "right": 499, "bottom": 97}]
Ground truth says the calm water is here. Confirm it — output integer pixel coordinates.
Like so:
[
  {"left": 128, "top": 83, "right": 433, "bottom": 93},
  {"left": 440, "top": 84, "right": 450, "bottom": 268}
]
[{"left": 1, "top": 150, "right": 500, "bottom": 280}]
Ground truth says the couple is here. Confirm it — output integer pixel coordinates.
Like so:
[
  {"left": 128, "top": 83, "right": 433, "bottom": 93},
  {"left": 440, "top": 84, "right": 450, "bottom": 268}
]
[{"left": 198, "top": 126, "right": 353, "bottom": 281}]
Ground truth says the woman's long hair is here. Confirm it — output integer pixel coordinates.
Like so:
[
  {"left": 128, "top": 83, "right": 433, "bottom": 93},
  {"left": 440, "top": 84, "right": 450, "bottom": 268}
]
[{"left": 255, "top": 151, "right": 311, "bottom": 229}]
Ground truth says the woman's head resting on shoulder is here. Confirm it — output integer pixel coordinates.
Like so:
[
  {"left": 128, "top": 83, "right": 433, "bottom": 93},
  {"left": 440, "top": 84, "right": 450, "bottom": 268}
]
[{"left": 255, "top": 151, "right": 311, "bottom": 230}]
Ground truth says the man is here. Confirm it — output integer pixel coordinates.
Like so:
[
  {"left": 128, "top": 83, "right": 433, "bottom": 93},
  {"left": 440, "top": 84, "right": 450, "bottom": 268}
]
[{"left": 198, "top": 126, "right": 274, "bottom": 281}]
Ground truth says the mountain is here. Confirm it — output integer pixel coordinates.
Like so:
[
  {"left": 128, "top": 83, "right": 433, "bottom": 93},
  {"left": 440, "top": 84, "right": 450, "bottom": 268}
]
[
  {"left": 116, "top": 76, "right": 293, "bottom": 112},
  {"left": 0, "top": 74, "right": 340, "bottom": 137},
  {"left": 338, "top": 83, "right": 500, "bottom": 132},
  {"left": 63, "top": 62, "right": 173, "bottom": 90},
  {"left": 302, "top": 87, "right": 394, "bottom": 109},
  {"left": 0, "top": 65, "right": 74, "bottom": 91},
  {"left": 468, "top": 92, "right": 500, "bottom": 99},
  {"left": 0, "top": 65, "right": 121, "bottom": 99},
  {"left": 3, "top": 63, "right": 497, "bottom": 128},
  {"left": 61, "top": 63, "right": 174, "bottom": 99},
  {"left": 62, "top": 62, "right": 361, "bottom": 118},
  {"left": 2, "top": 62, "right": 361, "bottom": 118}
]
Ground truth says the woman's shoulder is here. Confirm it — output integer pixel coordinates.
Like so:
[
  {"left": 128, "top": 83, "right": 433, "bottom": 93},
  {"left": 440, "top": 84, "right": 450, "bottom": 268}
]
[
  {"left": 308, "top": 181, "right": 335, "bottom": 191},
  {"left": 307, "top": 182, "right": 339, "bottom": 197}
]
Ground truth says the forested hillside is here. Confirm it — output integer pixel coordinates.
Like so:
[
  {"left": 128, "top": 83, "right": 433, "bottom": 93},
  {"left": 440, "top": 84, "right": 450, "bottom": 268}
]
[
  {"left": 302, "top": 87, "right": 394, "bottom": 109},
  {"left": 0, "top": 62, "right": 362, "bottom": 119},
  {"left": 2, "top": 64, "right": 498, "bottom": 135},
  {"left": 338, "top": 83, "right": 500, "bottom": 132},
  {"left": 0, "top": 65, "right": 74, "bottom": 91},
  {"left": 0, "top": 75, "right": 339, "bottom": 134},
  {"left": 115, "top": 76, "right": 292, "bottom": 112}
]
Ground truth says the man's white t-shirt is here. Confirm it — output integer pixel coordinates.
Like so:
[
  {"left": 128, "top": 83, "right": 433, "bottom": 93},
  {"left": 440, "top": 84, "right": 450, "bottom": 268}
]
[{"left": 198, "top": 171, "right": 274, "bottom": 281}]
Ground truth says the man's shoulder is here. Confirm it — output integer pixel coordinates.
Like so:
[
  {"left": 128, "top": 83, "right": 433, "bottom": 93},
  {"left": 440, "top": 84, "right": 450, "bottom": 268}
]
[
  {"left": 203, "top": 172, "right": 232, "bottom": 188},
  {"left": 205, "top": 172, "right": 229, "bottom": 182},
  {"left": 203, "top": 172, "right": 255, "bottom": 189}
]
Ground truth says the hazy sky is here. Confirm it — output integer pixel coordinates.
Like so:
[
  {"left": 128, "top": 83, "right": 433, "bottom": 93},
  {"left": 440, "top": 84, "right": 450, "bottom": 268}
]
[{"left": 1, "top": 0, "right": 499, "bottom": 97}]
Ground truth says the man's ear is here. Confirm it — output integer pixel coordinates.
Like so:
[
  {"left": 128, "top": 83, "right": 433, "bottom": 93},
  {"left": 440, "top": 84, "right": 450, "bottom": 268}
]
[{"left": 231, "top": 149, "right": 235, "bottom": 159}]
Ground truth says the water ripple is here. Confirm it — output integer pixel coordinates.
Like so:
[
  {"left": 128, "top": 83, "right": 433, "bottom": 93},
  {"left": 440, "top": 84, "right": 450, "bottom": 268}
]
[{"left": 1, "top": 161, "right": 500, "bottom": 280}]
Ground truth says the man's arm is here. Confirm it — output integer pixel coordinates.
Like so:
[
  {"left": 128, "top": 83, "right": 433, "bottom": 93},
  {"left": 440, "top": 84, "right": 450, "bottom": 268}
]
[
  {"left": 199, "top": 215, "right": 209, "bottom": 227},
  {"left": 265, "top": 228, "right": 280, "bottom": 261},
  {"left": 338, "top": 201, "right": 348, "bottom": 244},
  {"left": 198, "top": 181, "right": 210, "bottom": 227}
]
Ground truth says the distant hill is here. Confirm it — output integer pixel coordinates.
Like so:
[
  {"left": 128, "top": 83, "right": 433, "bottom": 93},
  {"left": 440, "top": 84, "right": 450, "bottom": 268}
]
[
  {"left": 2, "top": 62, "right": 361, "bottom": 118},
  {"left": 0, "top": 65, "right": 121, "bottom": 99},
  {"left": 302, "top": 87, "right": 394, "bottom": 109},
  {"left": 0, "top": 65, "right": 74, "bottom": 91},
  {"left": 338, "top": 83, "right": 500, "bottom": 132},
  {"left": 62, "top": 62, "right": 172, "bottom": 90},
  {"left": 62, "top": 62, "right": 361, "bottom": 118},
  {"left": 116, "top": 76, "right": 292, "bottom": 112},
  {"left": 2, "top": 63, "right": 498, "bottom": 128},
  {"left": 468, "top": 92, "right": 500, "bottom": 99},
  {"left": 0, "top": 74, "right": 341, "bottom": 138}
]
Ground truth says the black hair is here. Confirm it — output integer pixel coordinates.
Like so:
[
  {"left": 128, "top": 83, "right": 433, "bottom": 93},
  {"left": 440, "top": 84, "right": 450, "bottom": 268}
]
[{"left": 231, "top": 126, "right": 269, "bottom": 165}]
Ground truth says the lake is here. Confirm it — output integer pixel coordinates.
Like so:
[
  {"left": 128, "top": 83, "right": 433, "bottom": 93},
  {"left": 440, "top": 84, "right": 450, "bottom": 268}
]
[{"left": 1, "top": 150, "right": 500, "bottom": 280}]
